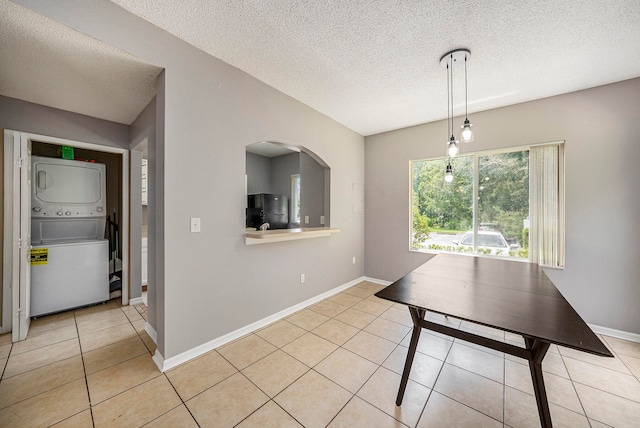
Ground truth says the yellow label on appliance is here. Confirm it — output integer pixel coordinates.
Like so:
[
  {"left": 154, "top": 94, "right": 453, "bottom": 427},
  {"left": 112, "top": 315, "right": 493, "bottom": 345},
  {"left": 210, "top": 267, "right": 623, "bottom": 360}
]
[{"left": 30, "top": 248, "right": 48, "bottom": 265}]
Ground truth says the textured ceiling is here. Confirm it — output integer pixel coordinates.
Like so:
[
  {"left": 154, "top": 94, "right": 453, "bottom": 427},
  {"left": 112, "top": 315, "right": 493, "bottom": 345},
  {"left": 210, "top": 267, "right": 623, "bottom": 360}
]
[
  {"left": 0, "top": 0, "right": 162, "bottom": 125},
  {"left": 109, "top": 0, "right": 640, "bottom": 135},
  {"left": 2, "top": 1, "right": 640, "bottom": 135}
]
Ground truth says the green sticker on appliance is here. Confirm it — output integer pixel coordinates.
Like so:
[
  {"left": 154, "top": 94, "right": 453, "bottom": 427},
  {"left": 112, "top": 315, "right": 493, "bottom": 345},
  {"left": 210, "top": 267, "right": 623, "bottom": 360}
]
[{"left": 61, "top": 145, "right": 74, "bottom": 160}]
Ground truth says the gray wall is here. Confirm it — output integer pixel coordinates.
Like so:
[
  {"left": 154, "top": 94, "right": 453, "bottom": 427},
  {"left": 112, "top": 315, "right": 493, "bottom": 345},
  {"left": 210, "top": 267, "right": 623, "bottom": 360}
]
[
  {"left": 365, "top": 78, "right": 640, "bottom": 335},
  {"left": 271, "top": 152, "right": 300, "bottom": 198},
  {"left": 130, "top": 96, "right": 158, "bottom": 314},
  {"left": 128, "top": 150, "right": 143, "bottom": 302},
  {"left": 246, "top": 152, "right": 272, "bottom": 195},
  {"left": 300, "top": 152, "right": 327, "bottom": 227},
  {"left": 17, "top": 0, "right": 365, "bottom": 360},
  {"left": 0, "top": 96, "right": 129, "bottom": 148},
  {"left": 246, "top": 151, "right": 301, "bottom": 198}
]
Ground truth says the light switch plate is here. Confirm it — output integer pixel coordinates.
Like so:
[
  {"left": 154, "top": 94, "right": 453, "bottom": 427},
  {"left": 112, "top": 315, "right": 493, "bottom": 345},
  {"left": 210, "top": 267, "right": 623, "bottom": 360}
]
[{"left": 191, "top": 217, "right": 201, "bottom": 233}]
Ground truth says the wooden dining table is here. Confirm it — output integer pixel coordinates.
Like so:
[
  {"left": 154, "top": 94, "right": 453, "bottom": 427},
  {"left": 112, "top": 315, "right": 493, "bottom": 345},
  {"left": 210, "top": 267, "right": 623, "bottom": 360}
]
[{"left": 375, "top": 253, "right": 612, "bottom": 428}]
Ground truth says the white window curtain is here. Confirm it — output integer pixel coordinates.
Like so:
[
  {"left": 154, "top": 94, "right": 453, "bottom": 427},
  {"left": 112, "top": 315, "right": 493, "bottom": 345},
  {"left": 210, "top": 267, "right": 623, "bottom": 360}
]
[
  {"left": 529, "top": 143, "right": 565, "bottom": 268},
  {"left": 291, "top": 174, "right": 301, "bottom": 225}
]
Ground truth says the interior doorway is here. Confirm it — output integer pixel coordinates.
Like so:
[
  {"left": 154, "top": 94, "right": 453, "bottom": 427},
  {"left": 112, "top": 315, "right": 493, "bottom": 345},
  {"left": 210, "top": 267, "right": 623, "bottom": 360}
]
[{"left": 2, "top": 130, "right": 131, "bottom": 341}]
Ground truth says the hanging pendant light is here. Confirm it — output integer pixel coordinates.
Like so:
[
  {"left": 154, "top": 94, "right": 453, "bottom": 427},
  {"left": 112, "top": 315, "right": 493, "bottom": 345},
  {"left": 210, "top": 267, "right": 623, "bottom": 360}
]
[
  {"left": 444, "top": 161, "right": 454, "bottom": 183},
  {"left": 460, "top": 52, "right": 474, "bottom": 143},
  {"left": 447, "top": 135, "right": 459, "bottom": 157},
  {"left": 440, "top": 48, "right": 472, "bottom": 180},
  {"left": 461, "top": 119, "right": 473, "bottom": 143},
  {"left": 441, "top": 51, "right": 460, "bottom": 158}
]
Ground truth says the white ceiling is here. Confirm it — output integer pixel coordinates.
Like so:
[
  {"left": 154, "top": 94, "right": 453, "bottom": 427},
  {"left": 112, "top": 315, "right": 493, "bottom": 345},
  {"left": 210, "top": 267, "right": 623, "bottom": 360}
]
[
  {"left": 0, "top": 0, "right": 162, "bottom": 125},
  {"left": 2, "top": 1, "right": 640, "bottom": 135}
]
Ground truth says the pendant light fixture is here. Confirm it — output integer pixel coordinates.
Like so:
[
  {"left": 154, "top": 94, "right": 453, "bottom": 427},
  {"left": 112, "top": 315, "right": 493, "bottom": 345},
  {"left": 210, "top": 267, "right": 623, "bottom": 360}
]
[
  {"left": 444, "top": 161, "right": 454, "bottom": 183},
  {"left": 441, "top": 50, "right": 459, "bottom": 158},
  {"left": 460, "top": 52, "right": 474, "bottom": 143},
  {"left": 440, "top": 48, "right": 472, "bottom": 182}
]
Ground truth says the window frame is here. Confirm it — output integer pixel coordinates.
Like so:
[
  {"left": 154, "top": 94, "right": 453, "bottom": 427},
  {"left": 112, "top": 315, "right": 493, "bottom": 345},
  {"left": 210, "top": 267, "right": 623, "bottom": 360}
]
[{"left": 409, "top": 142, "right": 564, "bottom": 267}]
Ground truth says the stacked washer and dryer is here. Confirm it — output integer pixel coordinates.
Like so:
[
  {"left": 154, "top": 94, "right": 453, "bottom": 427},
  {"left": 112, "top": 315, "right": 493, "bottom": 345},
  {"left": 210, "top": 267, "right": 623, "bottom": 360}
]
[{"left": 30, "top": 156, "right": 110, "bottom": 317}]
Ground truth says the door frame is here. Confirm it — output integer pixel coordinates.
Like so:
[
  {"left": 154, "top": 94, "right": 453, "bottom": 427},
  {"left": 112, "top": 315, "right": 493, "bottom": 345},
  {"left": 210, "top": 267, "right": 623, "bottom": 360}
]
[{"left": 2, "top": 130, "right": 130, "bottom": 338}]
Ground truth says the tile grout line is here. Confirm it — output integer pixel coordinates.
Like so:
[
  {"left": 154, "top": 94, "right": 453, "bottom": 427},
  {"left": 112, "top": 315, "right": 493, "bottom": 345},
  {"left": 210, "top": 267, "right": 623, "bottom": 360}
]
[
  {"left": 158, "top": 371, "right": 201, "bottom": 427},
  {"left": 345, "top": 293, "right": 434, "bottom": 427},
  {"left": 85, "top": 300, "right": 197, "bottom": 427},
  {"left": 296, "top": 289, "right": 405, "bottom": 426},
  {"left": 311, "top": 294, "right": 427, "bottom": 427},
  {"left": 560, "top": 351, "right": 640, "bottom": 405},
  {"left": 121, "top": 300, "right": 203, "bottom": 427},
  {"left": 0, "top": 341, "right": 12, "bottom": 382},
  {"left": 73, "top": 307, "right": 96, "bottom": 428},
  {"left": 601, "top": 335, "right": 640, "bottom": 382},
  {"left": 220, "top": 288, "right": 389, "bottom": 426},
  {"left": 12, "top": 283, "right": 635, "bottom": 427},
  {"left": 503, "top": 338, "right": 507, "bottom": 428},
  {"left": 213, "top": 328, "right": 334, "bottom": 427}
]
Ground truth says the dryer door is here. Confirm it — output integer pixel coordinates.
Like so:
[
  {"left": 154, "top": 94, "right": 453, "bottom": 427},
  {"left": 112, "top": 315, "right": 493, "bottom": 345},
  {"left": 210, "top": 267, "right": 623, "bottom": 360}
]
[{"left": 33, "top": 159, "right": 103, "bottom": 205}]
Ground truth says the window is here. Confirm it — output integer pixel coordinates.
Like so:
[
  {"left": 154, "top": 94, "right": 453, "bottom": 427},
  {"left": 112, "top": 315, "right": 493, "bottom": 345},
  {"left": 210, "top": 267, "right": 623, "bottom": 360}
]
[
  {"left": 411, "top": 143, "right": 564, "bottom": 267},
  {"left": 291, "top": 174, "right": 301, "bottom": 226}
]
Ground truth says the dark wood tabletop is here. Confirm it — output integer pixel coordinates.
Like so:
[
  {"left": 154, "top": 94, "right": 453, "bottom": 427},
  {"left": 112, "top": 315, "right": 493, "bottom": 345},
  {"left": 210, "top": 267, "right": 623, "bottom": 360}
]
[{"left": 375, "top": 253, "right": 611, "bottom": 357}]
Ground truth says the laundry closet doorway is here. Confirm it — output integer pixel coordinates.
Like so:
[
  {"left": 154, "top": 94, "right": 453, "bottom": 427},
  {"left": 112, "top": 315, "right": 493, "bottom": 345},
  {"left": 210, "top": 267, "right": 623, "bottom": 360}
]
[{"left": 3, "top": 130, "right": 130, "bottom": 342}]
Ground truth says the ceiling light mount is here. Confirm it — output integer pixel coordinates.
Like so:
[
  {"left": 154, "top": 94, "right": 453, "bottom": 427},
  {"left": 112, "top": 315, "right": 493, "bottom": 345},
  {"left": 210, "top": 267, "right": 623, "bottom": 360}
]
[{"left": 439, "top": 48, "right": 470, "bottom": 69}]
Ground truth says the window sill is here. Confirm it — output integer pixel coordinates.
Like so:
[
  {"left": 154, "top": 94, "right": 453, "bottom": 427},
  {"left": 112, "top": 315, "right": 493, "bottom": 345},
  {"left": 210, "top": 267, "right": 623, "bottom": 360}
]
[
  {"left": 409, "top": 248, "right": 531, "bottom": 263},
  {"left": 245, "top": 227, "right": 341, "bottom": 245}
]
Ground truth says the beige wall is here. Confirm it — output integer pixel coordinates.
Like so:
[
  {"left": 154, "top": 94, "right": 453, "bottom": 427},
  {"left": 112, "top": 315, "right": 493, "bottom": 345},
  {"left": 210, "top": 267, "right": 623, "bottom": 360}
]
[{"left": 365, "top": 78, "right": 640, "bottom": 335}]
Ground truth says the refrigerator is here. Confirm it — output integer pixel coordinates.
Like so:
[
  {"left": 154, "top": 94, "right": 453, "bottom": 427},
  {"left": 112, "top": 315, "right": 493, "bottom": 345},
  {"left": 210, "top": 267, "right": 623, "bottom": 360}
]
[{"left": 247, "top": 193, "right": 289, "bottom": 229}]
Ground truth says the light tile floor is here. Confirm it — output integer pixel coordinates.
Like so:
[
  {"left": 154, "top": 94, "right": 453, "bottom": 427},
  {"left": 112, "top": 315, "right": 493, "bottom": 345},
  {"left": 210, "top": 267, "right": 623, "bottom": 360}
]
[{"left": 0, "top": 281, "right": 639, "bottom": 427}]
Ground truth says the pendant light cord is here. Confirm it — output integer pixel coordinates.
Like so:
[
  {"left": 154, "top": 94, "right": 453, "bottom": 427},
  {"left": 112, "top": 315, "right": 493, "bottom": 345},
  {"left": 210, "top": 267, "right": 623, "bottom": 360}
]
[
  {"left": 447, "top": 61, "right": 451, "bottom": 139},
  {"left": 464, "top": 55, "right": 468, "bottom": 120},
  {"left": 450, "top": 55, "right": 454, "bottom": 137}
]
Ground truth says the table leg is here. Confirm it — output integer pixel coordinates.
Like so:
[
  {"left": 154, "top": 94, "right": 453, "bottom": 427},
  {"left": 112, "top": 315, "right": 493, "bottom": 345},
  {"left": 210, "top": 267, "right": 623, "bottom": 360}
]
[
  {"left": 525, "top": 338, "right": 552, "bottom": 428},
  {"left": 396, "top": 307, "right": 425, "bottom": 405}
]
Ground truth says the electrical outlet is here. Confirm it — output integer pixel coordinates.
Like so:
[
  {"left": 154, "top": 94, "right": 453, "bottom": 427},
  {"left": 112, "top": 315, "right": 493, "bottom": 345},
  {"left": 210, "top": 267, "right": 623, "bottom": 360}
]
[
  {"left": 352, "top": 256, "right": 356, "bottom": 264},
  {"left": 300, "top": 273, "right": 305, "bottom": 283},
  {"left": 190, "top": 217, "right": 201, "bottom": 233},
  {"left": 304, "top": 216, "right": 309, "bottom": 224},
  {"left": 320, "top": 215, "right": 325, "bottom": 225}
]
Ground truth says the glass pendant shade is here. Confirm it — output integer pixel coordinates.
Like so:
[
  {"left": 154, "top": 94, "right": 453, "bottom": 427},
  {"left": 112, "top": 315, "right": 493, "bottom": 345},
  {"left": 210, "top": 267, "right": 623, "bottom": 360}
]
[
  {"left": 444, "top": 162, "right": 454, "bottom": 183},
  {"left": 461, "top": 119, "right": 474, "bottom": 143},
  {"left": 447, "top": 136, "right": 459, "bottom": 157}
]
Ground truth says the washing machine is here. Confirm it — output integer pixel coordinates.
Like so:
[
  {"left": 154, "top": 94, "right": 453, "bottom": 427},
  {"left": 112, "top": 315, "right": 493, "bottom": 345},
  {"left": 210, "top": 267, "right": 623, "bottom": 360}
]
[{"left": 30, "top": 156, "right": 110, "bottom": 316}]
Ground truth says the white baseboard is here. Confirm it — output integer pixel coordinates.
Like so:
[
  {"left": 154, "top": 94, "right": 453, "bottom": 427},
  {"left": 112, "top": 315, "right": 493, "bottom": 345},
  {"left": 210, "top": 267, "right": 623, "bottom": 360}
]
[
  {"left": 363, "top": 277, "right": 392, "bottom": 286},
  {"left": 589, "top": 324, "right": 640, "bottom": 343},
  {"left": 129, "top": 296, "right": 144, "bottom": 306},
  {"left": 145, "top": 322, "right": 157, "bottom": 344},
  {"left": 152, "top": 349, "right": 164, "bottom": 372},
  {"left": 156, "top": 276, "right": 367, "bottom": 372}
]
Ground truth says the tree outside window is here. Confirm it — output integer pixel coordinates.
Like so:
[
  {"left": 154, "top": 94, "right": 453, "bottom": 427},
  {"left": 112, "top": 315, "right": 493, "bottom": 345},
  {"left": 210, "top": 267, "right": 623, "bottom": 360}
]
[{"left": 411, "top": 149, "right": 529, "bottom": 259}]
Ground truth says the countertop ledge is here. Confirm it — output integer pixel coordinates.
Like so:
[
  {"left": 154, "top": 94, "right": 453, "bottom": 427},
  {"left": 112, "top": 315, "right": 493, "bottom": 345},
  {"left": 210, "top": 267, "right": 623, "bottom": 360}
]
[{"left": 245, "top": 227, "right": 341, "bottom": 245}]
